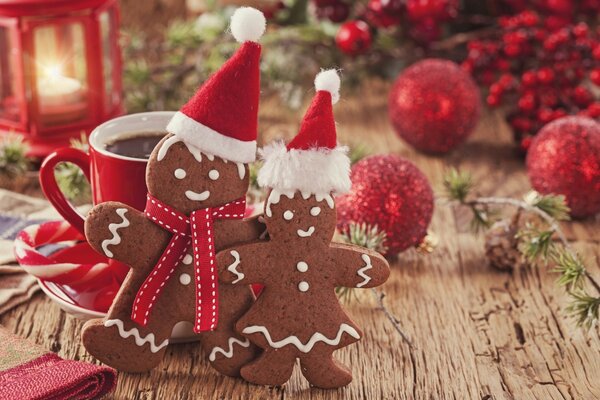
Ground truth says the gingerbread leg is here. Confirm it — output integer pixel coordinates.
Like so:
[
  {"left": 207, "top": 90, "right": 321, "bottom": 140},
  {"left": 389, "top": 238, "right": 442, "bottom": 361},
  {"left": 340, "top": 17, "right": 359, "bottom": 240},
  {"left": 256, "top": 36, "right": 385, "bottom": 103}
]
[
  {"left": 240, "top": 347, "right": 297, "bottom": 386},
  {"left": 81, "top": 275, "right": 177, "bottom": 373},
  {"left": 200, "top": 285, "right": 259, "bottom": 376},
  {"left": 299, "top": 351, "right": 353, "bottom": 389}
]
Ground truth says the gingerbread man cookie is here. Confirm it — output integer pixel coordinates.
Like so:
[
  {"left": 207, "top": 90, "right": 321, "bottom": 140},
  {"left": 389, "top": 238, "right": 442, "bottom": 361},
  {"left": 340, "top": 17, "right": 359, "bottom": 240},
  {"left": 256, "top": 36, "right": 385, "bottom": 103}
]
[
  {"left": 82, "top": 7, "right": 267, "bottom": 375},
  {"left": 217, "top": 70, "right": 390, "bottom": 388}
]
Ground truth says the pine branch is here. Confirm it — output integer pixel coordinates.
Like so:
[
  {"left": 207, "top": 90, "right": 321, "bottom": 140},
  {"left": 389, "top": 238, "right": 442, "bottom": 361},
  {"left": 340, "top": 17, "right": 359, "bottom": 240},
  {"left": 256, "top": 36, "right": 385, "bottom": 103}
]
[{"left": 443, "top": 169, "right": 600, "bottom": 329}]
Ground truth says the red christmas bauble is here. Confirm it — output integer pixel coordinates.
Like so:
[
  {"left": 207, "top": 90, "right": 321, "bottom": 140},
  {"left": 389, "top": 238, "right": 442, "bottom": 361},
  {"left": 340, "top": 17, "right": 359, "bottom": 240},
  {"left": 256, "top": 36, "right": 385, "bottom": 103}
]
[
  {"left": 389, "top": 59, "right": 482, "bottom": 153},
  {"left": 336, "top": 20, "right": 372, "bottom": 56},
  {"left": 526, "top": 116, "right": 600, "bottom": 218},
  {"left": 336, "top": 154, "right": 434, "bottom": 256}
]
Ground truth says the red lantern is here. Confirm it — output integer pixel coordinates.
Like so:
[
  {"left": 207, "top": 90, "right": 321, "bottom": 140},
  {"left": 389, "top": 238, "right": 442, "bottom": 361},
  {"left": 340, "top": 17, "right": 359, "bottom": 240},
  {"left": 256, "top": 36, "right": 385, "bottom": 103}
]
[{"left": 0, "top": 0, "right": 123, "bottom": 157}]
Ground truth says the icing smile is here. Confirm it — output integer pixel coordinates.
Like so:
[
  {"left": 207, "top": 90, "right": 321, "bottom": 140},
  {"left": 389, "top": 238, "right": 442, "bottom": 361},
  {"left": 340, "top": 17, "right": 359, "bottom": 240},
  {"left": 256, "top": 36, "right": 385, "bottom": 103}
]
[
  {"left": 297, "top": 226, "right": 315, "bottom": 237},
  {"left": 185, "top": 190, "right": 210, "bottom": 201}
]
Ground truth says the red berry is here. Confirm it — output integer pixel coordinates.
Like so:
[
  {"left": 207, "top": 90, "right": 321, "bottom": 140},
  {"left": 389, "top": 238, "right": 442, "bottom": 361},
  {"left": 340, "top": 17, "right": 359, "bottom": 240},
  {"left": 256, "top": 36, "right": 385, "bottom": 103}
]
[
  {"left": 544, "top": 0, "right": 574, "bottom": 15},
  {"left": 406, "top": 0, "right": 457, "bottom": 22},
  {"left": 520, "top": 11, "right": 539, "bottom": 27},
  {"left": 586, "top": 102, "right": 600, "bottom": 118},
  {"left": 518, "top": 93, "right": 536, "bottom": 112},
  {"left": 538, "top": 108, "right": 554, "bottom": 123},
  {"left": 537, "top": 68, "right": 555, "bottom": 85},
  {"left": 367, "top": 0, "right": 402, "bottom": 27},
  {"left": 573, "top": 86, "right": 593, "bottom": 107},
  {"left": 487, "top": 94, "right": 500, "bottom": 107},
  {"left": 520, "top": 135, "right": 533, "bottom": 151},
  {"left": 590, "top": 68, "right": 600, "bottom": 86},
  {"left": 573, "top": 22, "right": 589, "bottom": 38},
  {"left": 521, "top": 71, "right": 537, "bottom": 87},
  {"left": 336, "top": 20, "right": 372, "bottom": 56},
  {"left": 593, "top": 45, "right": 600, "bottom": 61},
  {"left": 504, "top": 43, "right": 521, "bottom": 57}
]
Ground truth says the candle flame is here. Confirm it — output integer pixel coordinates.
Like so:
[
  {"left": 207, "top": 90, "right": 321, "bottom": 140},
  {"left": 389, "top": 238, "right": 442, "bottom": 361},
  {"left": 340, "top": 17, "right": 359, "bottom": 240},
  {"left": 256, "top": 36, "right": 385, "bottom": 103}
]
[{"left": 43, "top": 64, "right": 64, "bottom": 80}]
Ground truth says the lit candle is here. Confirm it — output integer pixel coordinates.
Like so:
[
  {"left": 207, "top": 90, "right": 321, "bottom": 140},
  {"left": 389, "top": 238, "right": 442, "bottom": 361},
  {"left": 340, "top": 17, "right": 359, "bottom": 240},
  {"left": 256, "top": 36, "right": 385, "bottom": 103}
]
[{"left": 37, "top": 65, "right": 83, "bottom": 109}]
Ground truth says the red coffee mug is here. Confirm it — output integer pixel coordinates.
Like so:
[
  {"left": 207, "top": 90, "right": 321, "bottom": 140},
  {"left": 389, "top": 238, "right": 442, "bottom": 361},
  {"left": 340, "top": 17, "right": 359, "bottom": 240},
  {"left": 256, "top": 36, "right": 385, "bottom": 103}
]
[{"left": 40, "top": 112, "right": 175, "bottom": 234}]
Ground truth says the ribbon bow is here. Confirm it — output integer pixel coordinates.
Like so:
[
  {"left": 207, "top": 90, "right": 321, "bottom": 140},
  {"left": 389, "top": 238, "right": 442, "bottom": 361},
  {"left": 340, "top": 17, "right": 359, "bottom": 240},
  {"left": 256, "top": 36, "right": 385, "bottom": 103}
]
[{"left": 132, "top": 193, "right": 246, "bottom": 333}]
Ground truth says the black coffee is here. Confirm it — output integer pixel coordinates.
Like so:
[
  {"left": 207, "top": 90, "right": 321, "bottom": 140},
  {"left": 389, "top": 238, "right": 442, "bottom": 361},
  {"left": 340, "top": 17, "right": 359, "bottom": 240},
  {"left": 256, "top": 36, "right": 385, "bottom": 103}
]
[{"left": 105, "top": 132, "right": 164, "bottom": 159}]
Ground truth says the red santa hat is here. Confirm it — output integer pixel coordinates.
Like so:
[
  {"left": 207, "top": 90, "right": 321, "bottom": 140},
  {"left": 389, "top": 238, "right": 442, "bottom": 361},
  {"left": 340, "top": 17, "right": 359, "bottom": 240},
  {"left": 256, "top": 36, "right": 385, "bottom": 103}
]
[
  {"left": 258, "top": 69, "right": 351, "bottom": 195},
  {"left": 166, "top": 7, "right": 265, "bottom": 164}
]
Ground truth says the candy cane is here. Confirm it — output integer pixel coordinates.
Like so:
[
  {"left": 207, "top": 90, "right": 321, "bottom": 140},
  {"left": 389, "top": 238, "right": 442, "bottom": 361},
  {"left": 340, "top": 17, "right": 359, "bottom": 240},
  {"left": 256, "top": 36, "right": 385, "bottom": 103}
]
[{"left": 14, "top": 220, "right": 113, "bottom": 286}]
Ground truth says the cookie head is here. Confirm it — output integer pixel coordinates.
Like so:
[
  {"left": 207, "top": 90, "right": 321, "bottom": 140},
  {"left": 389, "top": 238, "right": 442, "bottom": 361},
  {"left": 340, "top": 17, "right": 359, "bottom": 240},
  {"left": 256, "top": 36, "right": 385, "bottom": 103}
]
[
  {"left": 264, "top": 190, "right": 336, "bottom": 243},
  {"left": 147, "top": 134, "right": 249, "bottom": 213}
]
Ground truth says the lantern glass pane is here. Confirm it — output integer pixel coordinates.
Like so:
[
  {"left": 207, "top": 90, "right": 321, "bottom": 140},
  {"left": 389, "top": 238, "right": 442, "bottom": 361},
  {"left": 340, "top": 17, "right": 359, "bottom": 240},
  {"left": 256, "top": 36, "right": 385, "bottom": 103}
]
[
  {"left": 100, "top": 9, "right": 115, "bottom": 112},
  {"left": 0, "top": 26, "right": 20, "bottom": 122},
  {"left": 34, "top": 22, "right": 88, "bottom": 126}
]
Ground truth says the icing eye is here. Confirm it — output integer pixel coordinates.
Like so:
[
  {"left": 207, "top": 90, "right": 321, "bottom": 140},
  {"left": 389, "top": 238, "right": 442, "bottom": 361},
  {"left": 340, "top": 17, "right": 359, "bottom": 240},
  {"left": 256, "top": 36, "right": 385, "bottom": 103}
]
[
  {"left": 283, "top": 210, "right": 294, "bottom": 220},
  {"left": 310, "top": 207, "right": 321, "bottom": 216},
  {"left": 208, "top": 169, "right": 220, "bottom": 180},
  {"left": 174, "top": 168, "right": 186, "bottom": 179}
]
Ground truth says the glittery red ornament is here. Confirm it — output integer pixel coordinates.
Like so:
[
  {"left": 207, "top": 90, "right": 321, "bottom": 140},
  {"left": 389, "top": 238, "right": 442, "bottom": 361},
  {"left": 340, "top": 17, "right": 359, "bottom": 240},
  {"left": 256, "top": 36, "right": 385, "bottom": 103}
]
[
  {"left": 337, "top": 154, "right": 434, "bottom": 256},
  {"left": 526, "top": 116, "right": 600, "bottom": 218},
  {"left": 389, "top": 59, "right": 481, "bottom": 153}
]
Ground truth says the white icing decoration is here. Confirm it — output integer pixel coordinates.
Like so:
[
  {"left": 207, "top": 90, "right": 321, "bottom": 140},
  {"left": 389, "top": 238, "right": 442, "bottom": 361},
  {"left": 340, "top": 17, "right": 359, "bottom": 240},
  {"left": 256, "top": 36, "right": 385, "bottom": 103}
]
[
  {"left": 242, "top": 323, "right": 361, "bottom": 353},
  {"left": 227, "top": 250, "right": 244, "bottom": 284},
  {"left": 183, "top": 254, "right": 193, "bottom": 265},
  {"left": 101, "top": 208, "right": 130, "bottom": 258},
  {"left": 315, "top": 193, "right": 335, "bottom": 209},
  {"left": 236, "top": 163, "right": 246, "bottom": 180},
  {"left": 205, "top": 153, "right": 215, "bottom": 161},
  {"left": 265, "top": 189, "right": 295, "bottom": 218},
  {"left": 185, "top": 190, "right": 210, "bottom": 201},
  {"left": 301, "top": 191, "right": 311, "bottom": 200},
  {"left": 310, "top": 207, "right": 321, "bottom": 216},
  {"left": 209, "top": 337, "right": 250, "bottom": 362},
  {"left": 297, "top": 226, "right": 315, "bottom": 238},
  {"left": 283, "top": 210, "right": 294, "bottom": 220},
  {"left": 174, "top": 168, "right": 186, "bottom": 179},
  {"left": 298, "top": 281, "right": 309, "bottom": 292},
  {"left": 296, "top": 261, "right": 308, "bottom": 272},
  {"left": 157, "top": 136, "right": 203, "bottom": 162},
  {"left": 208, "top": 169, "right": 220, "bottom": 180},
  {"left": 104, "top": 319, "right": 169, "bottom": 353},
  {"left": 356, "top": 254, "right": 373, "bottom": 288},
  {"left": 179, "top": 273, "right": 191, "bottom": 285}
]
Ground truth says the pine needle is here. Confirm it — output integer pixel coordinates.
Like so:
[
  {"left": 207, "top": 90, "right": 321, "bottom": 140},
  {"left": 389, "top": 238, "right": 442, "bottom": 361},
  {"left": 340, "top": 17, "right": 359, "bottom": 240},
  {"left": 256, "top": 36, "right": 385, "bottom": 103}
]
[
  {"left": 443, "top": 168, "right": 473, "bottom": 202},
  {"left": 552, "top": 250, "right": 586, "bottom": 290},
  {"left": 0, "top": 135, "right": 30, "bottom": 178},
  {"left": 524, "top": 191, "right": 570, "bottom": 221},
  {"left": 567, "top": 290, "right": 600, "bottom": 330}
]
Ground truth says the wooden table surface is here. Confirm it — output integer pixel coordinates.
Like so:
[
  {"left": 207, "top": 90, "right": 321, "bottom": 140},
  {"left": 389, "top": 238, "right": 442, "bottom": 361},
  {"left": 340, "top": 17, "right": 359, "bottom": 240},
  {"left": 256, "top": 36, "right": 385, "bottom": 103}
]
[{"left": 2, "top": 83, "right": 600, "bottom": 399}]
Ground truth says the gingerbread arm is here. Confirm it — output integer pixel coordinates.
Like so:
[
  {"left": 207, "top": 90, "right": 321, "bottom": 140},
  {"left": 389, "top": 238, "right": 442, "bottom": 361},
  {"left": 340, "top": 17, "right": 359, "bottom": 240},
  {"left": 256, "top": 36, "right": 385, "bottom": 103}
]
[
  {"left": 85, "top": 202, "right": 168, "bottom": 268},
  {"left": 216, "top": 241, "right": 270, "bottom": 285},
  {"left": 328, "top": 243, "right": 390, "bottom": 289},
  {"left": 217, "top": 215, "right": 267, "bottom": 248}
]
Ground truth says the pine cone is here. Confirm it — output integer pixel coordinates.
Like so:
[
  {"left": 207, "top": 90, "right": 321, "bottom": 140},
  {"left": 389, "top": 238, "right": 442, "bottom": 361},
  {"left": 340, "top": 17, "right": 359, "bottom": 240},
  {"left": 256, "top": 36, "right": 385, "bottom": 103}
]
[{"left": 484, "top": 219, "right": 521, "bottom": 271}]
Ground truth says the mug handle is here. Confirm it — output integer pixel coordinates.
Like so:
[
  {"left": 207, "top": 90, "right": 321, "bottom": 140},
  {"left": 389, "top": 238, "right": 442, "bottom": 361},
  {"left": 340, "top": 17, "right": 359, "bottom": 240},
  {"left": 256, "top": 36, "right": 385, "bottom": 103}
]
[{"left": 39, "top": 148, "right": 91, "bottom": 235}]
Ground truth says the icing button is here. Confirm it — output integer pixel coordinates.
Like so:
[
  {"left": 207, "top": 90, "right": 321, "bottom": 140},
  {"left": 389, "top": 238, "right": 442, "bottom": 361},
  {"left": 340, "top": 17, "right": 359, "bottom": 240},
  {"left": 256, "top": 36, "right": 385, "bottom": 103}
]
[
  {"left": 179, "top": 273, "right": 191, "bottom": 285},
  {"left": 183, "top": 254, "right": 193, "bottom": 265},
  {"left": 296, "top": 261, "right": 308, "bottom": 272},
  {"left": 298, "top": 281, "right": 309, "bottom": 292}
]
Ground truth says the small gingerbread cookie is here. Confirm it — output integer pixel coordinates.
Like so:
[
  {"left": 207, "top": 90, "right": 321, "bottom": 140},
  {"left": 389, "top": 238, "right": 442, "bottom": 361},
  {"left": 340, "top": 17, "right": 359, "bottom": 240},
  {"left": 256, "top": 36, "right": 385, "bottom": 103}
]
[
  {"left": 217, "top": 70, "right": 390, "bottom": 389},
  {"left": 82, "top": 7, "right": 267, "bottom": 375}
]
